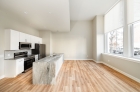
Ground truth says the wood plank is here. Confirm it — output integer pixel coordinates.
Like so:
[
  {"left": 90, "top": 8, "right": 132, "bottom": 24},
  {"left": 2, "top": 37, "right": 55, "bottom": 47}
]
[{"left": 0, "top": 60, "right": 140, "bottom": 92}]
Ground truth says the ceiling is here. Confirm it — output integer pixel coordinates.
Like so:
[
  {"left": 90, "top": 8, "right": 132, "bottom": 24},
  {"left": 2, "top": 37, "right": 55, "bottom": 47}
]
[
  {"left": 0, "top": 0, "right": 70, "bottom": 32},
  {"left": 70, "top": 0, "right": 118, "bottom": 20},
  {"left": 0, "top": 0, "right": 118, "bottom": 32}
]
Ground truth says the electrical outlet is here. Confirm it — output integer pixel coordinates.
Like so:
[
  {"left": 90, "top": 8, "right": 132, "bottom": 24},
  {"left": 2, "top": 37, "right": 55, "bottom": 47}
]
[{"left": 87, "top": 55, "right": 88, "bottom": 57}]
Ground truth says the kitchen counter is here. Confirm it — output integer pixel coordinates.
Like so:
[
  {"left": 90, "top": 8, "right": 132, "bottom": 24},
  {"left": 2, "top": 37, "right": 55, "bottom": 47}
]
[
  {"left": 33, "top": 53, "right": 64, "bottom": 85},
  {"left": 4, "top": 54, "right": 38, "bottom": 60},
  {"left": 35, "top": 53, "right": 63, "bottom": 63}
]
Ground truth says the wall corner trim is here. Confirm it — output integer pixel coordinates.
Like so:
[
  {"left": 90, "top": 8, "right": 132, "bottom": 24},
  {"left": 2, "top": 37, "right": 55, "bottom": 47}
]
[{"left": 101, "top": 61, "right": 140, "bottom": 83}]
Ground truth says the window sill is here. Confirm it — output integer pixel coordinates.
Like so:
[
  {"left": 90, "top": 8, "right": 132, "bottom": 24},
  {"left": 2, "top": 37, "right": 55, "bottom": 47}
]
[{"left": 102, "top": 53, "right": 140, "bottom": 64}]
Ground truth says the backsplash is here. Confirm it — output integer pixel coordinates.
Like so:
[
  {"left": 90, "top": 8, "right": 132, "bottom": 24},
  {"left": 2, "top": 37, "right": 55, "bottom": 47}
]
[{"left": 4, "top": 50, "right": 31, "bottom": 59}]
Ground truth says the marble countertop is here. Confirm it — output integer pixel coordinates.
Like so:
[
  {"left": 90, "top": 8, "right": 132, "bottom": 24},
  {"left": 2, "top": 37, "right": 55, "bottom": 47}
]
[
  {"left": 33, "top": 53, "right": 64, "bottom": 85},
  {"left": 35, "top": 53, "right": 64, "bottom": 63},
  {"left": 4, "top": 54, "right": 38, "bottom": 60}
]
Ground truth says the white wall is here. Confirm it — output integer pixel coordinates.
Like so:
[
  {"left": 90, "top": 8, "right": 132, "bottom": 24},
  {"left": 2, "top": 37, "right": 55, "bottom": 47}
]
[
  {"left": 0, "top": 55, "right": 4, "bottom": 79},
  {"left": 0, "top": 9, "right": 39, "bottom": 78},
  {"left": 39, "top": 31, "right": 53, "bottom": 56},
  {"left": 93, "top": 17, "right": 97, "bottom": 61},
  {"left": 102, "top": 54, "right": 140, "bottom": 82},
  {"left": 96, "top": 16, "right": 104, "bottom": 61},
  {"left": 52, "top": 21, "right": 93, "bottom": 60},
  {"left": 92, "top": 16, "right": 104, "bottom": 62},
  {"left": 101, "top": 0, "right": 140, "bottom": 83}
]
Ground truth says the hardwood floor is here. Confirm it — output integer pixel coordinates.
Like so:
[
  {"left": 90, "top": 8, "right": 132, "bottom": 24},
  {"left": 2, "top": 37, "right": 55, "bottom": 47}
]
[{"left": 0, "top": 60, "right": 140, "bottom": 92}]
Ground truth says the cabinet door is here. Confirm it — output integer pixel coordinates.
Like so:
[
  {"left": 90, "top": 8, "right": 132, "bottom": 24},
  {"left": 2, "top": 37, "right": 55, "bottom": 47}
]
[
  {"left": 19, "top": 32, "right": 26, "bottom": 42},
  {"left": 35, "top": 55, "right": 38, "bottom": 61},
  {"left": 36, "top": 37, "right": 42, "bottom": 44},
  {"left": 31, "top": 35, "right": 35, "bottom": 49},
  {"left": 39, "top": 38, "right": 42, "bottom": 44},
  {"left": 26, "top": 34, "right": 31, "bottom": 43},
  {"left": 20, "top": 32, "right": 31, "bottom": 42},
  {"left": 10, "top": 30, "right": 20, "bottom": 50},
  {"left": 16, "top": 59, "right": 24, "bottom": 75}
]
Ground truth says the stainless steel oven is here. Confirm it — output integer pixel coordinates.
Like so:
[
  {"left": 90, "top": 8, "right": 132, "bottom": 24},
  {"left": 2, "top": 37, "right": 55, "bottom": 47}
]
[
  {"left": 14, "top": 51, "right": 35, "bottom": 73},
  {"left": 24, "top": 56, "right": 35, "bottom": 72}
]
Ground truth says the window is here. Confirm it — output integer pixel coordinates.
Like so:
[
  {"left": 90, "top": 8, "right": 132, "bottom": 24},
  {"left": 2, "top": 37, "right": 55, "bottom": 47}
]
[
  {"left": 107, "top": 28, "right": 123, "bottom": 55},
  {"left": 104, "top": 0, "right": 124, "bottom": 56},
  {"left": 133, "top": 21, "right": 140, "bottom": 58}
]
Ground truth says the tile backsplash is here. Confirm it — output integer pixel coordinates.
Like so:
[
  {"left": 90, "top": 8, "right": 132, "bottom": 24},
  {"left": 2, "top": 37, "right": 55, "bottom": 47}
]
[{"left": 4, "top": 50, "right": 31, "bottom": 59}]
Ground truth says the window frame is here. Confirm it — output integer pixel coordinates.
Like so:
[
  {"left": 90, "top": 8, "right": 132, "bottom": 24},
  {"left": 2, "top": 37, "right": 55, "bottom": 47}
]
[{"left": 131, "top": 21, "right": 140, "bottom": 59}]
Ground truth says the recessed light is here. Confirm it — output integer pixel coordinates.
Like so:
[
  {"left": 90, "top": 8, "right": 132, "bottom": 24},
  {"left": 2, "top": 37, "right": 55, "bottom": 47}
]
[{"left": 24, "top": 12, "right": 27, "bottom": 14}]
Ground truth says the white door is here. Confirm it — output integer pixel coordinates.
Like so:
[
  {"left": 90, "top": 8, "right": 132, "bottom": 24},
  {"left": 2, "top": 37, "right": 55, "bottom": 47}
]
[{"left": 10, "top": 30, "right": 20, "bottom": 50}]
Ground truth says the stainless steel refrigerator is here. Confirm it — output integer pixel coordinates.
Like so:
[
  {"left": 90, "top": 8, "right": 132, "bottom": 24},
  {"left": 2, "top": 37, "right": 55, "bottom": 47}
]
[{"left": 32, "top": 44, "right": 46, "bottom": 60}]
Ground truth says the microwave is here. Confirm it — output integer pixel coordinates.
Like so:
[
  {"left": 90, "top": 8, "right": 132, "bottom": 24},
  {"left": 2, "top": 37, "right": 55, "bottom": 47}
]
[{"left": 19, "top": 42, "right": 32, "bottom": 49}]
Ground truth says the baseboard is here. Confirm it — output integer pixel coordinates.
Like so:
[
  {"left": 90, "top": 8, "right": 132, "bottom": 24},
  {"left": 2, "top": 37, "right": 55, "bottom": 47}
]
[
  {"left": 92, "top": 59, "right": 97, "bottom": 62},
  {"left": 0, "top": 55, "right": 4, "bottom": 80},
  {"left": 0, "top": 75, "right": 5, "bottom": 80},
  {"left": 92, "top": 59, "right": 102, "bottom": 63},
  {"left": 65, "top": 59, "right": 93, "bottom": 60},
  {"left": 101, "top": 62, "right": 140, "bottom": 83}
]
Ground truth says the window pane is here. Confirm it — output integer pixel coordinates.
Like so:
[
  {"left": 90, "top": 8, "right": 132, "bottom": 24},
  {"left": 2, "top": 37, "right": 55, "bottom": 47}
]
[
  {"left": 133, "top": 22, "right": 140, "bottom": 57},
  {"left": 107, "top": 28, "right": 123, "bottom": 55},
  {"left": 107, "top": 30, "right": 117, "bottom": 53}
]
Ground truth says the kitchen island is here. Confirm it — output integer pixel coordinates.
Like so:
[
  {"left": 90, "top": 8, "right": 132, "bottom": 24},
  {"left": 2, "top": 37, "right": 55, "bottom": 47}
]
[{"left": 33, "top": 54, "right": 64, "bottom": 85}]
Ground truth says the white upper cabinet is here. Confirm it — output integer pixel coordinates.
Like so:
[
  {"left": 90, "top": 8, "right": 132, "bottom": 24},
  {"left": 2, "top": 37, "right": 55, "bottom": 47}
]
[
  {"left": 19, "top": 32, "right": 31, "bottom": 42},
  {"left": 5, "top": 29, "right": 20, "bottom": 50},
  {"left": 39, "top": 38, "right": 42, "bottom": 44},
  {"left": 31, "top": 35, "right": 36, "bottom": 49},
  {"left": 31, "top": 36, "right": 42, "bottom": 49},
  {"left": 36, "top": 37, "right": 42, "bottom": 44},
  {"left": 5, "top": 29, "right": 42, "bottom": 50}
]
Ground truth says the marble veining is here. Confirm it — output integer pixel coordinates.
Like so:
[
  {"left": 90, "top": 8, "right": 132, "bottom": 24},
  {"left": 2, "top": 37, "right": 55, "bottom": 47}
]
[
  {"left": 33, "top": 54, "right": 64, "bottom": 85},
  {"left": 33, "top": 62, "right": 55, "bottom": 84}
]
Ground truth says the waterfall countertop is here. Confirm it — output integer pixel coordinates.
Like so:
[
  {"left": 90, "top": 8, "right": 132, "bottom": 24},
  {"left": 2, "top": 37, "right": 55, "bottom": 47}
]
[{"left": 33, "top": 53, "right": 64, "bottom": 85}]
